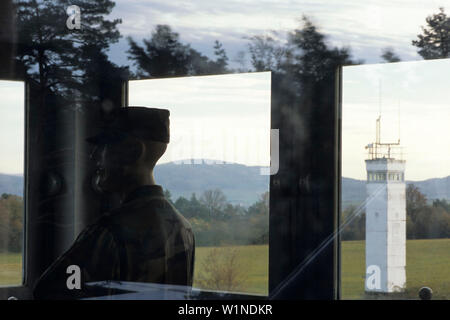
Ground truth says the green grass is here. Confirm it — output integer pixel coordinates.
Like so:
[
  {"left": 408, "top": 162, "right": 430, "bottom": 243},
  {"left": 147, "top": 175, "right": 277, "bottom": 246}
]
[
  {"left": 0, "top": 252, "right": 22, "bottom": 286},
  {"left": 342, "top": 239, "right": 450, "bottom": 299},
  {"left": 1, "top": 239, "right": 449, "bottom": 299},
  {"left": 193, "top": 245, "right": 269, "bottom": 295}
]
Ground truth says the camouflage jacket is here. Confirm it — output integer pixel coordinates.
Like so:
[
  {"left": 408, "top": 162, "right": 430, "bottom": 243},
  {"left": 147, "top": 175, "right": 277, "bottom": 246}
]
[{"left": 33, "top": 185, "right": 195, "bottom": 299}]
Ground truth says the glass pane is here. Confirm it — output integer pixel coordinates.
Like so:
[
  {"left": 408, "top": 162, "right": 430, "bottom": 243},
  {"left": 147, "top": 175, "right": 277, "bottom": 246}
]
[
  {"left": 0, "top": 80, "right": 24, "bottom": 286},
  {"left": 341, "top": 59, "right": 450, "bottom": 299},
  {"left": 129, "top": 72, "right": 271, "bottom": 295}
]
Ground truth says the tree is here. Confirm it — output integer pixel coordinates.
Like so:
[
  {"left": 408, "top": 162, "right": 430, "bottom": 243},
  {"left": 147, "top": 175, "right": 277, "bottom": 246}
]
[
  {"left": 340, "top": 205, "right": 365, "bottom": 241},
  {"left": 188, "top": 193, "right": 209, "bottom": 219},
  {"left": 432, "top": 198, "right": 450, "bottom": 212},
  {"left": 428, "top": 206, "right": 450, "bottom": 238},
  {"left": 174, "top": 197, "right": 191, "bottom": 214},
  {"left": 247, "top": 33, "right": 287, "bottom": 72},
  {"left": 381, "top": 47, "right": 401, "bottom": 62},
  {"left": 412, "top": 7, "right": 450, "bottom": 59},
  {"left": 61, "top": 0, "right": 126, "bottom": 105},
  {"left": 127, "top": 25, "right": 229, "bottom": 78},
  {"left": 127, "top": 25, "right": 191, "bottom": 78},
  {"left": 15, "top": 0, "right": 77, "bottom": 99},
  {"left": 173, "top": 193, "right": 210, "bottom": 220},
  {"left": 406, "top": 184, "right": 427, "bottom": 221},
  {"left": 0, "top": 195, "right": 24, "bottom": 252},
  {"left": 200, "top": 189, "right": 227, "bottom": 217},
  {"left": 405, "top": 184, "right": 450, "bottom": 239},
  {"left": 287, "top": 16, "right": 355, "bottom": 84},
  {"left": 247, "top": 192, "right": 269, "bottom": 216},
  {"left": 232, "top": 50, "right": 249, "bottom": 73},
  {"left": 171, "top": 189, "right": 272, "bottom": 246},
  {"left": 163, "top": 188, "right": 173, "bottom": 204},
  {"left": 406, "top": 184, "right": 428, "bottom": 238},
  {"left": 211, "top": 40, "right": 229, "bottom": 73},
  {"left": 196, "top": 247, "right": 248, "bottom": 292},
  {"left": 15, "top": 0, "right": 124, "bottom": 106},
  {"left": 222, "top": 203, "right": 238, "bottom": 220}
]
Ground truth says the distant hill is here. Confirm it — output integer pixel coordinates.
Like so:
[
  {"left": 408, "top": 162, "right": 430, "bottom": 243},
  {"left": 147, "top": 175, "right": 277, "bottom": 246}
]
[
  {"left": 0, "top": 161, "right": 270, "bottom": 206},
  {"left": 341, "top": 177, "right": 367, "bottom": 209},
  {"left": 342, "top": 176, "right": 450, "bottom": 210},
  {"left": 0, "top": 173, "right": 23, "bottom": 197},
  {"left": 154, "top": 160, "right": 270, "bottom": 206},
  {"left": 2, "top": 162, "right": 450, "bottom": 208}
]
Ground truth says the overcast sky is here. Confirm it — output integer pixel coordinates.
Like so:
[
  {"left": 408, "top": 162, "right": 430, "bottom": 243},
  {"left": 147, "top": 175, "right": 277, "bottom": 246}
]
[
  {"left": 108, "top": 0, "right": 450, "bottom": 67},
  {"left": 342, "top": 58, "right": 450, "bottom": 181},
  {"left": 0, "top": 81, "right": 24, "bottom": 175},
  {"left": 3, "top": 1, "right": 450, "bottom": 176},
  {"left": 0, "top": 73, "right": 270, "bottom": 174},
  {"left": 129, "top": 72, "right": 271, "bottom": 166}
]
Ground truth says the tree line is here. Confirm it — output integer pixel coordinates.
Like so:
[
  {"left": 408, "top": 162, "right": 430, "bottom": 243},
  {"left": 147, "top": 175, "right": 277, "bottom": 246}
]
[
  {"left": 0, "top": 189, "right": 269, "bottom": 252},
  {"left": 341, "top": 184, "right": 450, "bottom": 241},
  {"left": 126, "top": 7, "right": 450, "bottom": 77},
  {"left": 0, "top": 194, "right": 23, "bottom": 253},
  {"left": 166, "top": 189, "right": 269, "bottom": 247},
  {"left": 2, "top": 182, "right": 449, "bottom": 252}
]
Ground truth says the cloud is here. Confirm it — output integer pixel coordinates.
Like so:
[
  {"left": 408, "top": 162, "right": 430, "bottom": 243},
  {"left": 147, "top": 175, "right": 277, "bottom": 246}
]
[
  {"left": 342, "top": 58, "right": 450, "bottom": 180},
  {"left": 0, "top": 81, "right": 24, "bottom": 174},
  {"left": 128, "top": 72, "right": 271, "bottom": 166},
  {"left": 108, "top": 0, "right": 449, "bottom": 66}
]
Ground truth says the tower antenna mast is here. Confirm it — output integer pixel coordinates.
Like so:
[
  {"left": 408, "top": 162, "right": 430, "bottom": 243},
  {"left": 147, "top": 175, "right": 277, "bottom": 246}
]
[
  {"left": 398, "top": 99, "right": 401, "bottom": 144},
  {"left": 375, "top": 80, "right": 382, "bottom": 157},
  {"left": 366, "top": 80, "right": 402, "bottom": 160}
]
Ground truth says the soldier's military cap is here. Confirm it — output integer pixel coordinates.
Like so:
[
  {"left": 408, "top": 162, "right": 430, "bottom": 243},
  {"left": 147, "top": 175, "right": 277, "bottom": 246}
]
[{"left": 87, "top": 107, "right": 170, "bottom": 144}]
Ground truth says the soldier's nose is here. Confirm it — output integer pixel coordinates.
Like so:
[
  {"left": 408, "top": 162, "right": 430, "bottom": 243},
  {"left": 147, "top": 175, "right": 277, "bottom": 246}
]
[{"left": 90, "top": 145, "right": 105, "bottom": 163}]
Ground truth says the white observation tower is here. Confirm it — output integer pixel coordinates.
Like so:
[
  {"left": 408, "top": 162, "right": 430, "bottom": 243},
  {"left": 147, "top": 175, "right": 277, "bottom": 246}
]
[{"left": 364, "top": 116, "right": 406, "bottom": 293}]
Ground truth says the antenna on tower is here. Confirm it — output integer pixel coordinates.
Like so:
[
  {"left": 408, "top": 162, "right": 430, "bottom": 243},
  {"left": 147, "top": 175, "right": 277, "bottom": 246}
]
[
  {"left": 378, "top": 79, "right": 382, "bottom": 118},
  {"left": 397, "top": 99, "right": 401, "bottom": 144},
  {"left": 365, "top": 82, "right": 402, "bottom": 160},
  {"left": 375, "top": 79, "right": 382, "bottom": 157}
]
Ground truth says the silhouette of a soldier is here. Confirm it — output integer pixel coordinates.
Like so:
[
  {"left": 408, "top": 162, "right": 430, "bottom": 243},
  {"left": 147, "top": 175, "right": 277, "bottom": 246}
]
[{"left": 33, "top": 107, "right": 195, "bottom": 299}]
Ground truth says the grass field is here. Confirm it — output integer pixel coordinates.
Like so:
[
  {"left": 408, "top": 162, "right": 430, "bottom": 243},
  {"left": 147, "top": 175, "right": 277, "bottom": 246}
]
[
  {"left": 341, "top": 239, "right": 450, "bottom": 299},
  {"left": 1, "top": 239, "right": 449, "bottom": 299},
  {"left": 0, "top": 252, "right": 22, "bottom": 286},
  {"left": 193, "top": 245, "right": 269, "bottom": 295}
]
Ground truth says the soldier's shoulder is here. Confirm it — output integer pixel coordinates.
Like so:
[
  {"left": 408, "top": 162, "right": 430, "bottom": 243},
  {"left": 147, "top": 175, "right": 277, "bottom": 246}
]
[
  {"left": 72, "top": 214, "right": 114, "bottom": 243},
  {"left": 105, "top": 195, "right": 192, "bottom": 230}
]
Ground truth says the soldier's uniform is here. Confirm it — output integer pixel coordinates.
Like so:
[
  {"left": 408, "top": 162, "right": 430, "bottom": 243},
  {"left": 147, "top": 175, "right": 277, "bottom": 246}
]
[{"left": 33, "top": 185, "right": 195, "bottom": 299}]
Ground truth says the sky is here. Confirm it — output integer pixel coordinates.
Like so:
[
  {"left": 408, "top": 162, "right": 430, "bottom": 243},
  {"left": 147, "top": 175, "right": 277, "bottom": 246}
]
[
  {"left": 342, "top": 58, "right": 450, "bottom": 181},
  {"left": 108, "top": 0, "right": 450, "bottom": 68},
  {"left": 3, "top": 1, "right": 450, "bottom": 175},
  {"left": 129, "top": 72, "right": 271, "bottom": 166},
  {"left": 120, "top": 1, "right": 450, "bottom": 174},
  {"left": 0, "top": 81, "right": 24, "bottom": 175}
]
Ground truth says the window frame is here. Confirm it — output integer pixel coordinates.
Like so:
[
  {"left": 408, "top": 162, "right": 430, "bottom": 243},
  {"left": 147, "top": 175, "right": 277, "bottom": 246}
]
[
  {"left": 124, "top": 75, "right": 273, "bottom": 299},
  {"left": 0, "top": 69, "right": 341, "bottom": 300},
  {"left": 0, "top": 79, "right": 32, "bottom": 299},
  {"left": 123, "top": 69, "right": 341, "bottom": 300}
]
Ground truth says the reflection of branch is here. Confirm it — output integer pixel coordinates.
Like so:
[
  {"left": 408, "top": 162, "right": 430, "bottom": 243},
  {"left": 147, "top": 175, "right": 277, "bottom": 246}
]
[{"left": 46, "top": 80, "right": 60, "bottom": 88}]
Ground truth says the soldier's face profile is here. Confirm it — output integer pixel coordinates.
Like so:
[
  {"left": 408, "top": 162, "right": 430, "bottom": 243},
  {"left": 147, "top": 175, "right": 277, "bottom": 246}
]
[{"left": 91, "top": 142, "right": 128, "bottom": 194}]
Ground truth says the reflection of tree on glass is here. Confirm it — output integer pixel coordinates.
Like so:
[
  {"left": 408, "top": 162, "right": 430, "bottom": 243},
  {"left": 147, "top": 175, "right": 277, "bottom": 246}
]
[{"left": 15, "top": 0, "right": 126, "bottom": 107}]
